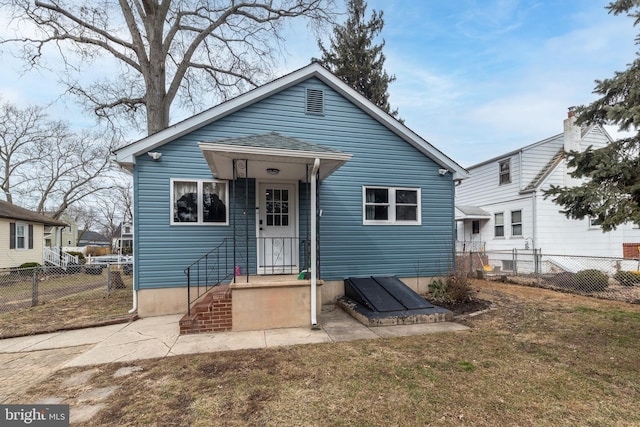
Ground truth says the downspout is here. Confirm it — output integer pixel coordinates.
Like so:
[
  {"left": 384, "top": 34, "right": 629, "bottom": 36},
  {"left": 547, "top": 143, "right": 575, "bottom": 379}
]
[
  {"left": 310, "top": 158, "right": 320, "bottom": 328},
  {"left": 128, "top": 288, "right": 137, "bottom": 314}
]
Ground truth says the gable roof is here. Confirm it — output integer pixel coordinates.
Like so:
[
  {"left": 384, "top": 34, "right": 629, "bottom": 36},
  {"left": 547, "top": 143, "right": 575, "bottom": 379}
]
[
  {"left": 114, "top": 62, "right": 468, "bottom": 180},
  {"left": 0, "top": 200, "right": 67, "bottom": 226},
  {"left": 520, "top": 149, "right": 564, "bottom": 193},
  {"left": 465, "top": 124, "right": 611, "bottom": 171}
]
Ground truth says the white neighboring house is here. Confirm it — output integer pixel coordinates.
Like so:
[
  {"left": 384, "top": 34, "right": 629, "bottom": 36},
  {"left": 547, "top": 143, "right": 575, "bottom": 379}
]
[
  {"left": 113, "top": 221, "right": 133, "bottom": 255},
  {"left": 456, "top": 111, "right": 640, "bottom": 271}
]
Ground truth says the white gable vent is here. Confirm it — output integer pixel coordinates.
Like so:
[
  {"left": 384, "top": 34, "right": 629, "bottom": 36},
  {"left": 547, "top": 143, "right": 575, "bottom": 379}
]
[{"left": 306, "top": 88, "right": 324, "bottom": 115}]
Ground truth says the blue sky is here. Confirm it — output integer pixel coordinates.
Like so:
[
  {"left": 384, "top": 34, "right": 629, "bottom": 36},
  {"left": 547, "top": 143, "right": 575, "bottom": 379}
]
[{"left": 1, "top": 0, "right": 638, "bottom": 167}]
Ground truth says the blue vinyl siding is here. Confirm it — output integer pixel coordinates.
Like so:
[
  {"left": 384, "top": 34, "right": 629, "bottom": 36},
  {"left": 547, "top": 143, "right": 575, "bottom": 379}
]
[{"left": 134, "top": 77, "right": 455, "bottom": 290}]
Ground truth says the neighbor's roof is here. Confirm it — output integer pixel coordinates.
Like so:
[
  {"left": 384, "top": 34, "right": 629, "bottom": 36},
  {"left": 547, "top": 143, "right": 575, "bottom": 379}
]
[
  {"left": 78, "top": 230, "right": 110, "bottom": 242},
  {"left": 114, "top": 62, "right": 469, "bottom": 180},
  {"left": 465, "top": 124, "right": 613, "bottom": 170},
  {"left": 0, "top": 200, "right": 67, "bottom": 226}
]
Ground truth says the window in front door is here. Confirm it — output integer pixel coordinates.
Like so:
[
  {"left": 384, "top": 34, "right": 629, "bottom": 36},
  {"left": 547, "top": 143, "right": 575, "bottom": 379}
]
[{"left": 265, "top": 188, "right": 289, "bottom": 227}]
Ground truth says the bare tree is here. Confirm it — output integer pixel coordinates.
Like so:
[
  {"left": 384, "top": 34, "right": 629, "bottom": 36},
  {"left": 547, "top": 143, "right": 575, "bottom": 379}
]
[
  {"left": 0, "top": 101, "right": 53, "bottom": 204},
  {"left": 1, "top": 0, "right": 336, "bottom": 136},
  {"left": 93, "top": 182, "right": 133, "bottom": 252},
  {"left": 0, "top": 100, "right": 117, "bottom": 219}
]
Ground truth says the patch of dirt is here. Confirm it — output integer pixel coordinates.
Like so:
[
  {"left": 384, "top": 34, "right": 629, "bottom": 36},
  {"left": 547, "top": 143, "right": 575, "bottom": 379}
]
[{"left": 425, "top": 296, "right": 492, "bottom": 316}]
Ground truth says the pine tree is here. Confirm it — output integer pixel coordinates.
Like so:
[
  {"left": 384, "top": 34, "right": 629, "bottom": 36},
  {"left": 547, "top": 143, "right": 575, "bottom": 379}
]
[
  {"left": 544, "top": 1, "right": 640, "bottom": 232},
  {"left": 316, "top": 0, "right": 400, "bottom": 119}
]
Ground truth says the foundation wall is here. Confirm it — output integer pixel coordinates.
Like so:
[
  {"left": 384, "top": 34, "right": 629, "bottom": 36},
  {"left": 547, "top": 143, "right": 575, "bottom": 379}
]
[
  {"left": 137, "top": 287, "right": 189, "bottom": 317},
  {"left": 231, "top": 280, "right": 322, "bottom": 331}
]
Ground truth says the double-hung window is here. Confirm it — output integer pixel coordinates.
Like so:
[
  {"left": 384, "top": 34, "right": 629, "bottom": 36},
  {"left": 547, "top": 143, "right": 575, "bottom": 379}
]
[
  {"left": 171, "top": 179, "right": 228, "bottom": 225},
  {"left": 363, "top": 186, "right": 421, "bottom": 225},
  {"left": 499, "top": 159, "right": 511, "bottom": 185},
  {"left": 9, "top": 222, "right": 32, "bottom": 249},
  {"left": 494, "top": 213, "right": 504, "bottom": 237},
  {"left": 16, "top": 223, "right": 26, "bottom": 249},
  {"left": 511, "top": 210, "right": 523, "bottom": 236}
]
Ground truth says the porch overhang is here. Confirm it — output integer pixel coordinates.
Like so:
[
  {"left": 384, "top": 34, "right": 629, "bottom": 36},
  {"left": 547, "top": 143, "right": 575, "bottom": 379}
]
[
  {"left": 198, "top": 132, "right": 352, "bottom": 181},
  {"left": 455, "top": 205, "right": 491, "bottom": 221}
]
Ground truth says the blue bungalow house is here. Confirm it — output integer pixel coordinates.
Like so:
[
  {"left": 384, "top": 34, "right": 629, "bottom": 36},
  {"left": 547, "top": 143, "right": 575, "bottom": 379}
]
[{"left": 114, "top": 63, "right": 468, "bottom": 332}]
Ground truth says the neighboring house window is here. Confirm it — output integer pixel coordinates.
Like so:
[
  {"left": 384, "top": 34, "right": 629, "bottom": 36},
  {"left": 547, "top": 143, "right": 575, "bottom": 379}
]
[
  {"left": 511, "top": 210, "right": 523, "bottom": 236},
  {"left": 499, "top": 159, "right": 511, "bottom": 185},
  {"left": 472, "top": 220, "right": 480, "bottom": 234},
  {"left": 363, "top": 186, "right": 421, "bottom": 225},
  {"left": 171, "top": 179, "right": 228, "bottom": 225},
  {"left": 124, "top": 225, "right": 131, "bottom": 234},
  {"left": 494, "top": 213, "right": 504, "bottom": 237},
  {"left": 589, "top": 217, "right": 602, "bottom": 229},
  {"left": 9, "top": 222, "right": 33, "bottom": 249}
]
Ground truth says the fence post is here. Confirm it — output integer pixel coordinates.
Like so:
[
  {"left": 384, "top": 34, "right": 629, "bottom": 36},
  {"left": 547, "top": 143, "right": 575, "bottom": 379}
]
[
  {"left": 31, "top": 268, "right": 38, "bottom": 307},
  {"left": 106, "top": 264, "right": 111, "bottom": 297}
]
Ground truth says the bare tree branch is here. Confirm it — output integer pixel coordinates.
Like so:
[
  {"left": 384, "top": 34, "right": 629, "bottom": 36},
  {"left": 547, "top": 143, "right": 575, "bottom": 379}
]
[{"left": 1, "top": 0, "right": 337, "bottom": 135}]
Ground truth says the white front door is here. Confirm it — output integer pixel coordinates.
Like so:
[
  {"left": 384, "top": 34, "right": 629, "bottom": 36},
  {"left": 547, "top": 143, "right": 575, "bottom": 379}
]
[{"left": 257, "top": 182, "right": 298, "bottom": 274}]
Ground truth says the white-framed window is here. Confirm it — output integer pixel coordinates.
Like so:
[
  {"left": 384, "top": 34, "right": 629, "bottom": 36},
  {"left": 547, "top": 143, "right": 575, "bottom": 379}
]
[
  {"left": 499, "top": 159, "right": 511, "bottom": 185},
  {"left": 511, "top": 210, "right": 522, "bottom": 236},
  {"left": 10, "top": 222, "right": 32, "bottom": 250},
  {"left": 363, "top": 186, "right": 421, "bottom": 225},
  {"left": 16, "top": 223, "right": 26, "bottom": 249},
  {"left": 494, "top": 213, "right": 504, "bottom": 237},
  {"left": 171, "top": 179, "right": 228, "bottom": 225}
]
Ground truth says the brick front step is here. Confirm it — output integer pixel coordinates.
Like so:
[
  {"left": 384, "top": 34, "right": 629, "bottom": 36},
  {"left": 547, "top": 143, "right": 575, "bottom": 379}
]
[{"left": 179, "top": 284, "right": 232, "bottom": 334}]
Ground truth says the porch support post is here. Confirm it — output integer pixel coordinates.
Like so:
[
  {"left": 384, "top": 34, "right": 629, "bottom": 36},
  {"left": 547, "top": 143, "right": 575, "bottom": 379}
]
[{"left": 310, "top": 158, "right": 320, "bottom": 328}]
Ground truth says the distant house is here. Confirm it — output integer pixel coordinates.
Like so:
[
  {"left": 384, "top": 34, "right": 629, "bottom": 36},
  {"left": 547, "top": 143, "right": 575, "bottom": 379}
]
[
  {"left": 77, "top": 230, "right": 110, "bottom": 247},
  {"left": 0, "top": 200, "right": 67, "bottom": 269},
  {"left": 114, "top": 62, "right": 468, "bottom": 329},
  {"left": 113, "top": 221, "right": 133, "bottom": 254},
  {"left": 44, "top": 213, "right": 78, "bottom": 248},
  {"left": 456, "top": 111, "right": 640, "bottom": 270}
]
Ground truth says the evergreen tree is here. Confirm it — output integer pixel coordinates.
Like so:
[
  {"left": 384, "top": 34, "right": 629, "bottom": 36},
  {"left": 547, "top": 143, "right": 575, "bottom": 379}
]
[
  {"left": 544, "top": 0, "right": 640, "bottom": 232},
  {"left": 316, "top": 0, "right": 400, "bottom": 118}
]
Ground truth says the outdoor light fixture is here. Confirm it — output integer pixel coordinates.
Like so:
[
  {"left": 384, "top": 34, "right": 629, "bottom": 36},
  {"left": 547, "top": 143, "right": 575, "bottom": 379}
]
[
  {"left": 148, "top": 151, "right": 162, "bottom": 161},
  {"left": 266, "top": 168, "right": 280, "bottom": 175},
  {"left": 438, "top": 168, "right": 448, "bottom": 176}
]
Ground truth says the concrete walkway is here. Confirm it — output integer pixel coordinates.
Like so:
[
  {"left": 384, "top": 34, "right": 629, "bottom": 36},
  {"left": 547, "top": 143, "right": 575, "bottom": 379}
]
[{"left": 0, "top": 305, "right": 469, "bottom": 404}]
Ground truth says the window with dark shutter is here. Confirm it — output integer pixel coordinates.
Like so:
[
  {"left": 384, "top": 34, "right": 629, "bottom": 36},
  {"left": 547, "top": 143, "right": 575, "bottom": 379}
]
[{"left": 306, "top": 88, "right": 324, "bottom": 115}]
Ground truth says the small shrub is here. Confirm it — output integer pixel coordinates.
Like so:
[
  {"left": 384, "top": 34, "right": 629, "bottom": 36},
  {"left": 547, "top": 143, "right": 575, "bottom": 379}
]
[
  {"left": 18, "top": 262, "right": 41, "bottom": 269},
  {"left": 576, "top": 269, "right": 609, "bottom": 292},
  {"left": 429, "top": 278, "right": 447, "bottom": 300},
  {"left": 614, "top": 270, "right": 640, "bottom": 287},
  {"left": 446, "top": 275, "right": 473, "bottom": 304},
  {"left": 429, "top": 274, "right": 473, "bottom": 304}
]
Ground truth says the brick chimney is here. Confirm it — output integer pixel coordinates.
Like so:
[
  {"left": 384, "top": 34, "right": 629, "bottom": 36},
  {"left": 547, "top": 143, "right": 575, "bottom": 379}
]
[{"left": 563, "top": 108, "right": 581, "bottom": 152}]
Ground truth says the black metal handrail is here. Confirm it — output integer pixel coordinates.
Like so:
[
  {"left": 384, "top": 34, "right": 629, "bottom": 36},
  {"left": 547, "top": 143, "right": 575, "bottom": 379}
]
[{"left": 184, "top": 238, "right": 233, "bottom": 316}]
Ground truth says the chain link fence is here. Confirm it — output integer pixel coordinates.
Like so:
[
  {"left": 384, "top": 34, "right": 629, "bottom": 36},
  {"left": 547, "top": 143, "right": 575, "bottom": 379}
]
[
  {"left": 457, "top": 249, "right": 640, "bottom": 303},
  {"left": 0, "top": 264, "right": 133, "bottom": 314}
]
